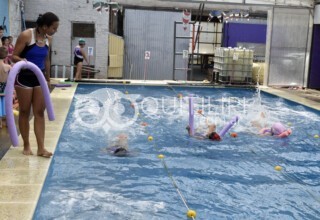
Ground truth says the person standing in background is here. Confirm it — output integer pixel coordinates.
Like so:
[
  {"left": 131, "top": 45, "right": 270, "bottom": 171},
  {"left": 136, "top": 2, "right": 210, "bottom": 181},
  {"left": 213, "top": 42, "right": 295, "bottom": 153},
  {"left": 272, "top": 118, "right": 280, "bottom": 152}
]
[
  {"left": 12, "top": 12, "right": 59, "bottom": 158},
  {"left": 0, "top": 26, "right": 4, "bottom": 47},
  {"left": 7, "top": 36, "right": 15, "bottom": 64},
  {"left": 1, "top": 37, "right": 11, "bottom": 64},
  {"left": 74, "top": 38, "right": 88, "bottom": 81},
  {"left": 0, "top": 47, "right": 11, "bottom": 128},
  {"left": 0, "top": 47, "right": 11, "bottom": 92}
]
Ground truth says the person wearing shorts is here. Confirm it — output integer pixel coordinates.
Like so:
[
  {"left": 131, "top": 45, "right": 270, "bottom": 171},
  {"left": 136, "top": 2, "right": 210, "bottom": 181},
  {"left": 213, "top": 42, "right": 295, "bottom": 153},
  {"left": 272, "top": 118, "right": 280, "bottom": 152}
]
[
  {"left": 12, "top": 12, "right": 59, "bottom": 158},
  {"left": 73, "top": 38, "right": 88, "bottom": 81}
]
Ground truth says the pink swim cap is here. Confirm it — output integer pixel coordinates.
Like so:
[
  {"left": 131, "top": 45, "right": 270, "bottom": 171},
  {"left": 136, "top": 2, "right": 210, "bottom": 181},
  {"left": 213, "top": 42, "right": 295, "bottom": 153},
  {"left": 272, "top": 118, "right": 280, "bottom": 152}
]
[{"left": 271, "top": 122, "right": 286, "bottom": 135}]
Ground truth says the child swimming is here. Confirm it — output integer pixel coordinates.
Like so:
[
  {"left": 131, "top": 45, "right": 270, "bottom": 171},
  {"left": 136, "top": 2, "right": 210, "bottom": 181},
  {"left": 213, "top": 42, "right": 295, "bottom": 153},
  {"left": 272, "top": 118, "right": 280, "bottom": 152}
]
[
  {"left": 251, "top": 112, "right": 292, "bottom": 138},
  {"left": 259, "top": 122, "right": 292, "bottom": 138},
  {"left": 105, "top": 133, "right": 129, "bottom": 157},
  {"left": 186, "top": 123, "right": 221, "bottom": 141}
]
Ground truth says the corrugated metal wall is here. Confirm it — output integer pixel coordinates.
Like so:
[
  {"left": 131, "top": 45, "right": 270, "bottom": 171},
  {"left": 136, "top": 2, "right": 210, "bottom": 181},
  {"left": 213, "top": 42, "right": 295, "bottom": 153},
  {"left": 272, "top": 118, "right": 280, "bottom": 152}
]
[
  {"left": 244, "top": 0, "right": 313, "bottom": 7},
  {"left": 123, "top": 9, "right": 189, "bottom": 80},
  {"left": 268, "top": 8, "right": 310, "bottom": 86}
]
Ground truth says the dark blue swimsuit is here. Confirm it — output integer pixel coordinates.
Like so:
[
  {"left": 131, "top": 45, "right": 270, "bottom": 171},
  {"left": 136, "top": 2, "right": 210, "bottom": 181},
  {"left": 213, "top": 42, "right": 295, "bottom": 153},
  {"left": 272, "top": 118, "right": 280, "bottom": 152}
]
[{"left": 15, "top": 28, "right": 49, "bottom": 88}]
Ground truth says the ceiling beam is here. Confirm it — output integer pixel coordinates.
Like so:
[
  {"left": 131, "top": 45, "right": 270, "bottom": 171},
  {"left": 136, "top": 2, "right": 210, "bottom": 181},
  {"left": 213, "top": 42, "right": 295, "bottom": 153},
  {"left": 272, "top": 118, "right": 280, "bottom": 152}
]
[{"left": 114, "top": 0, "right": 313, "bottom": 12}]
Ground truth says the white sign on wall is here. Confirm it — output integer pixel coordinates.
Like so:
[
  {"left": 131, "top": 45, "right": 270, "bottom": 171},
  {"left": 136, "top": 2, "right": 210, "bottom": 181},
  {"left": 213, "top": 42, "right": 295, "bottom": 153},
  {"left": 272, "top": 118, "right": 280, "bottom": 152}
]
[
  {"left": 88, "top": 47, "right": 94, "bottom": 56},
  {"left": 145, "top": 51, "right": 151, "bottom": 60}
]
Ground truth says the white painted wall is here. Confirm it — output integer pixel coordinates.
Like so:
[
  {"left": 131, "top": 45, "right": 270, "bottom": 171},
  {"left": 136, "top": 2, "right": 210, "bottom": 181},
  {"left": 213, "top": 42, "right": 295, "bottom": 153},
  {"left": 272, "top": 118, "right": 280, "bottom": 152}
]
[
  {"left": 8, "top": 0, "right": 22, "bottom": 43},
  {"left": 23, "top": 0, "right": 109, "bottom": 78}
]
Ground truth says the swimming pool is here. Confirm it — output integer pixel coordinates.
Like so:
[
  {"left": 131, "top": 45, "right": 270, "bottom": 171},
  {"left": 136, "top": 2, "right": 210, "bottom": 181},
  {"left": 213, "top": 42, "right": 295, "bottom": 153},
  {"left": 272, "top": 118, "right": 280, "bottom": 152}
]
[{"left": 33, "top": 84, "right": 320, "bottom": 219}]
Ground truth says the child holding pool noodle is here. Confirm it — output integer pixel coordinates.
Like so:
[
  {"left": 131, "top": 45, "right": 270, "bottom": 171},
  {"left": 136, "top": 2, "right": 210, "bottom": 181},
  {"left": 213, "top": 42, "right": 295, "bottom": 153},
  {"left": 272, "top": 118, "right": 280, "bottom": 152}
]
[{"left": 187, "top": 96, "right": 239, "bottom": 140}]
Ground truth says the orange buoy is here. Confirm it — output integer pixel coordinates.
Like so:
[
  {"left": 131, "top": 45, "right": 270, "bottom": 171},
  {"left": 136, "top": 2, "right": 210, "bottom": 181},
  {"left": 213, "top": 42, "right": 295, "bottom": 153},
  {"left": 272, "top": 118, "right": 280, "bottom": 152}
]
[{"left": 230, "top": 132, "right": 238, "bottom": 138}]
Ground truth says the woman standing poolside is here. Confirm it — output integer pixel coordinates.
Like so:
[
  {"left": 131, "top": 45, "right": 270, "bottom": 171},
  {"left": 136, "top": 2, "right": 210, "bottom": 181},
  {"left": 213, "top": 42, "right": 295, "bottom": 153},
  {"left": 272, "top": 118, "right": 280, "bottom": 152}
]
[{"left": 12, "top": 12, "right": 59, "bottom": 157}]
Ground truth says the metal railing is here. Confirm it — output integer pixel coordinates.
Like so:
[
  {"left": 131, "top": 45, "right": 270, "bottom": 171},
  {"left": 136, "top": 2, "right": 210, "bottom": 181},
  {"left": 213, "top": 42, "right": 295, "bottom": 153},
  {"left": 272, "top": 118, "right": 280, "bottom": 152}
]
[{"left": 51, "top": 65, "right": 100, "bottom": 80}]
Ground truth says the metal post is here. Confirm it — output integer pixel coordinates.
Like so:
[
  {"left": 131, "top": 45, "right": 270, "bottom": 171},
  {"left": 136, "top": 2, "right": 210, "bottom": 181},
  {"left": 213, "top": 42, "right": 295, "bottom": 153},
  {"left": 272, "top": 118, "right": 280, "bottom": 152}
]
[
  {"left": 70, "top": 66, "right": 74, "bottom": 81},
  {"left": 143, "top": 59, "right": 147, "bottom": 81},
  {"left": 173, "top": 21, "right": 177, "bottom": 80},
  {"left": 54, "top": 65, "right": 58, "bottom": 78},
  {"left": 62, "top": 65, "right": 66, "bottom": 78},
  {"left": 191, "top": 23, "right": 194, "bottom": 81}
]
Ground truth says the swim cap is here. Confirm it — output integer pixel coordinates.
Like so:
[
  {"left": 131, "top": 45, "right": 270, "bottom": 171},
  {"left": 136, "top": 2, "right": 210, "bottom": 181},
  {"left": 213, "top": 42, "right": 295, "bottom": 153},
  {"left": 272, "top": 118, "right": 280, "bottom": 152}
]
[
  {"left": 209, "top": 132, "right": 221, "bottom": 141},
  {"left": 79, "top": 38, "right": 86, "bottom": 44},
  {"left": 271, "top": 122, "right": 292, "bottom": 138},
  {"left": 271, "top": 122, "right": 286, "bottom": 136}
]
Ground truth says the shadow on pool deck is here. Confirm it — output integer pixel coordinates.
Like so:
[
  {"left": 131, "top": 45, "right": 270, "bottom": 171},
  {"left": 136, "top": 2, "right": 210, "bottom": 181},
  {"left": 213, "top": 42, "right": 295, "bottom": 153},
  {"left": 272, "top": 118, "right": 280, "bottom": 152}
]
[
  {"left": 0, "top": 114, "right": 21, "bottom": 159},
  {"left": 0, "top": 126, "right": 12, "bottom": 159}
]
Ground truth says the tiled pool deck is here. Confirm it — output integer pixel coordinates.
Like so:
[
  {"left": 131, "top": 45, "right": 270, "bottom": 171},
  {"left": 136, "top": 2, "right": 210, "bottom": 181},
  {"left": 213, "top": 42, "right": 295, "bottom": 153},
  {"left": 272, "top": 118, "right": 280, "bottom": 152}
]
[{"left": 0, "top": 80, "right": 319, "bottom": 219}]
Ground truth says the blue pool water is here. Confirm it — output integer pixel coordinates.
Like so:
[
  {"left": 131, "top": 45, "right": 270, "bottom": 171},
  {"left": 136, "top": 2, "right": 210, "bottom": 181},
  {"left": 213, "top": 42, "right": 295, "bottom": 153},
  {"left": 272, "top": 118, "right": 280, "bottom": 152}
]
[{"left": 34, "top": 85, "right": 320, "bottom": 219}]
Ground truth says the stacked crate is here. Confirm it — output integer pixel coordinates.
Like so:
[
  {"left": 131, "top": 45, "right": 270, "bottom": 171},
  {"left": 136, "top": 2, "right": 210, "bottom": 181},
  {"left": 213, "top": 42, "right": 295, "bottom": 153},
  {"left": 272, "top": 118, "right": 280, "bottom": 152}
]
[{"left": 214, "top": 47, "right": 253, "bottom": 84}]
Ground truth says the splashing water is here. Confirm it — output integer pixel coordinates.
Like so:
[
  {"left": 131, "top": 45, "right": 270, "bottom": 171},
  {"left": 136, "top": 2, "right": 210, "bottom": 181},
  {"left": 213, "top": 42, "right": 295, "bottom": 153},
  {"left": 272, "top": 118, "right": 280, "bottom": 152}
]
[{"left": 254, "top": 65, "right": 262, "bottom": 107}]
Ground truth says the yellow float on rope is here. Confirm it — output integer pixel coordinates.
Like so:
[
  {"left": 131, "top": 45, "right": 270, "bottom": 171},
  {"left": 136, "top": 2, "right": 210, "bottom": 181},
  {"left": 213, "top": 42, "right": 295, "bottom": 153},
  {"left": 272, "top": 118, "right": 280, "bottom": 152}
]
[
  {"left": 274, "top": 165, "right": 282, "bottom": 171},
  {"left": 187, "top": 209, "right": 197, "bottom": 218}
]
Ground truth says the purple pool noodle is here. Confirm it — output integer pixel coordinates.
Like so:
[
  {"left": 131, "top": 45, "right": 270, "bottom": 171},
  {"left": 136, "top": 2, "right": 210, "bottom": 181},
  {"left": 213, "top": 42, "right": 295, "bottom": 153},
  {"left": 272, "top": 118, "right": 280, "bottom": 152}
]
[
  {"left": 188, "top": 96, "right": 194, "bottom": 136},
  {"left": 5, "top": 61, "right": 55, "bottom": 147},
  {"left": 52, "top": 84, "right": 72, "bottom": 87},
  {"left": 218, "top": 116, "right": 239, "bottom": 137},
  {"left": 262, "top": 128, "right": 271, "bottom": 134}
]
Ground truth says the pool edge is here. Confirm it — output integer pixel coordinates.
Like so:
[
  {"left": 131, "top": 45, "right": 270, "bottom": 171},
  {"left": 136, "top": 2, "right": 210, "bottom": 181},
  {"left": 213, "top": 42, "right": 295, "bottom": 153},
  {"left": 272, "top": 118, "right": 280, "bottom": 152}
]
[
  {"left": 260, "top": 87, "right": 320, "bottom": 111},
  {"left": 0, "top": 84, "right": 77, "bottom": 220}
]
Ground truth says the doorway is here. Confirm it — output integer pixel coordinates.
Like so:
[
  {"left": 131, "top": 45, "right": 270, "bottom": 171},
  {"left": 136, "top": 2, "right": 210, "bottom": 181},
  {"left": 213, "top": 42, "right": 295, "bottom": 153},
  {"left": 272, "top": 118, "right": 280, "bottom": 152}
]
[{"left": 71, "top": 22, "right": 96, "bottom": 78}]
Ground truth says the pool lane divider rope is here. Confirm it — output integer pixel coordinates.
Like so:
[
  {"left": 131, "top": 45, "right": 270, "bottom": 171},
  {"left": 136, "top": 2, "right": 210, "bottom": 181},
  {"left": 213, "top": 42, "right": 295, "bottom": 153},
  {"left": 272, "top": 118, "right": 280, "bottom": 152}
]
[
  {"left": 132, "top": 102, "right": 196, "bottom": 219},
  {"left": 5, "top": 61, "right": 55, "bottom": 146},
  {"left": 274, "top": 162, "right": 320, "bottom": 204},
  {"left": 158, "top": 154, "right": 196, "bottom": 219},
  {"left": 148, "top": 136, "right": 196, "bottom": 219},
  {"left": 250, "top": 143, "right": 320, "bottom": 205}
]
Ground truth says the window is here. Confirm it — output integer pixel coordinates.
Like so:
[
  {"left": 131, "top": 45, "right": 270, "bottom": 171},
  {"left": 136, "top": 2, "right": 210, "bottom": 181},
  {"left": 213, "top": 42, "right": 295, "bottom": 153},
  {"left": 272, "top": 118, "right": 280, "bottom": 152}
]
[
  {"left": 25, "top": 21, "right": 37, "bottom": 29},
  {"left": 72, "top": 23, "right": 95, "bottom": 38}
]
